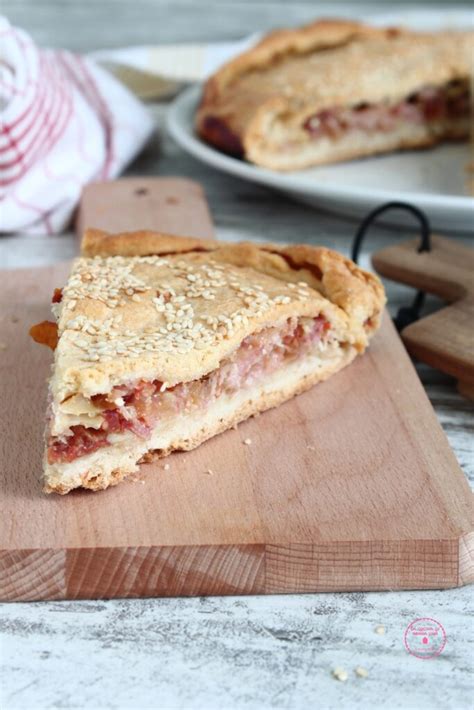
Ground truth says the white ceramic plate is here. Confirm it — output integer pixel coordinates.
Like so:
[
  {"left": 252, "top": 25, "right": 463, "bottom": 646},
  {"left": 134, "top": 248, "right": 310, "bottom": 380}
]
[
  {"left": 167, "top": 8, "right": 474, "bottom": 233},
  {"left": 168, "top": 86, "right": 473, "bottom": 233}
]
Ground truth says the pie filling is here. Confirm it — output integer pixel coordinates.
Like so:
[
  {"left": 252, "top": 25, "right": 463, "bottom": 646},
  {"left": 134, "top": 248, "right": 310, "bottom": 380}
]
[
  {"left": 302, "top": 81, "right": 469, "bottom": 140},
  {"left": 48, "top": 315, "right": 331, "bottom": 464}
]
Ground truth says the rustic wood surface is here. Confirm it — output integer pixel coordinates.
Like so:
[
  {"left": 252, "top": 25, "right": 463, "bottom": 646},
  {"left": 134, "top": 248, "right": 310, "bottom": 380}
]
[
  {"left": 1, "top": 2, "right": 473, "bottom": 709},
  {"left": 373, "top": 236, "right": 474, "bottom": 395}
]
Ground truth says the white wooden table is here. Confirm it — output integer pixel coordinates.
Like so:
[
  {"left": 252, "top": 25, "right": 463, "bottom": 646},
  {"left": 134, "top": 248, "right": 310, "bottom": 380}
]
[{"left": 1, "top": 3, "right": 473, "bottom": 709}]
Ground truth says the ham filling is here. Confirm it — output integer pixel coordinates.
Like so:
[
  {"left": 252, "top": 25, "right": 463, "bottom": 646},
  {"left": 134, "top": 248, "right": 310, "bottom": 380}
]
[
  {"left": 48, "top": 316, "right": 331, "bottom": 464},
  {"left": 303, "top": 82, "right": 469, "bottom": 140}
]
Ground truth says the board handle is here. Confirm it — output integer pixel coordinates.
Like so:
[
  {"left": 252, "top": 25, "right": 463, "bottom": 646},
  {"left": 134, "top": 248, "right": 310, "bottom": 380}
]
[{"left": 76, "top": 177, "right": 215, "bottom": 243}]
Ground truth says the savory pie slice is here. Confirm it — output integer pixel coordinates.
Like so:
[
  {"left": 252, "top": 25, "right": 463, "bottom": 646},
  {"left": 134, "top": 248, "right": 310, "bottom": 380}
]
[
  {"left": 196, "top": 19, "right": 473, "bottom": 170},
  {"left": 34, "top": 230, "right": 385, "bottom": 494}
]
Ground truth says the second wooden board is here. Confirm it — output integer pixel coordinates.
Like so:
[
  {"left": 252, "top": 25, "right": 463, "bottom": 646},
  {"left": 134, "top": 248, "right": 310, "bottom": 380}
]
[{"left": 373, "top": 235, "right": 474, "bottom": 398}]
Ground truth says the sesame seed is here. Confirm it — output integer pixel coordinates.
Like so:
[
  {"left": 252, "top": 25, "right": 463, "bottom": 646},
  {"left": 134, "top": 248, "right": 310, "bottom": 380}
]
[
  {"left": 374, "top": 625, "right": 386, "bottom": 635},
  {"left": 55, "top": 251, "right": 319, "bottom": 364},
  {"left": 243, "top": 438, "right": 252, "bottom": 445},
  {"left": 332, "top": 668, "right": 348, "bottom": 682},
  {"left": 355, "top": 666, "right": 368, "bottom": 678}
]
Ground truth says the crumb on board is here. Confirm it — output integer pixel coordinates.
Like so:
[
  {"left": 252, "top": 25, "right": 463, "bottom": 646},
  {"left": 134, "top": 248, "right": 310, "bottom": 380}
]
[
  {"left": 204, "top": 469, "right": 213, "bottom": 475},
  {"left": 332, "top": 667, "right": 348, "bottom": 682},
  {"left": 164, "top": 463, "right": 170, "bottom": 471},
  {"left": 374, "top": 625, "right": 386, "bottom": 635},
  {"left": 243, "top": 438, "right": 252, "bottom": 445},
  {"left": 128, "top": 473, "right": 146, "bottom": 484},
  {"left": 355, "top": 666, "right": 368, "bottom": 678}
]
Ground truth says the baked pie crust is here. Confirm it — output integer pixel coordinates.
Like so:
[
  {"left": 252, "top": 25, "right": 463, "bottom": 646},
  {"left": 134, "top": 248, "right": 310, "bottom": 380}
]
[
  {"left": 39, "top": 230, "right": 385, "bottom": 494},
  {"left": 196, "top": 19, "right": 473, "bottom": 170}
]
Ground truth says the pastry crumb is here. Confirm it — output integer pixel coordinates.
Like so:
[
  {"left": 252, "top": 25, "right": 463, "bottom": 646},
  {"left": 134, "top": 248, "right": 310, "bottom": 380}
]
[
  {"left": 164, "top": 463, "right": 170, "bottom": 471},
  {"left": 243, "top": 438, "right": 252, "bottom": 445},
  {"left": 355, "top": 666, "right": 368, "bottom": 678},
  {"left": 332, "top": 667, "right": 348, "bottom": 682},
  {"left": 204, "top": 468, "right": 213, "bottom": 475},
  {"left": 374, "top": 625, "right": 385, "bottom": 635}
]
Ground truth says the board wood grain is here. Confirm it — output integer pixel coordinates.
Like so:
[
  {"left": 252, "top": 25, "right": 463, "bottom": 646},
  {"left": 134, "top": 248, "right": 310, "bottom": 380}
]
[
  {"left": 372, "top": 236, "right": 474, "bottom": 398},
  {"left": 1, "top": 181, "right": 472, "bottom": 601},
  {"left": 76, "top": 177, "right": 215, "bottom": 239}
]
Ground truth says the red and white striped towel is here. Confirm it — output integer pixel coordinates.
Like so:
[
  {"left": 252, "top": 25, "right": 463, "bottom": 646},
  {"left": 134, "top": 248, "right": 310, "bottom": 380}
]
[{"left": 0, "top": 16, "right": 154, "bottom": 235}]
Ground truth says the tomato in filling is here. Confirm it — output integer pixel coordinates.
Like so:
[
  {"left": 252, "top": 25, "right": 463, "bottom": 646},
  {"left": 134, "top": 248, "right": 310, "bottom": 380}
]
[
  {"left": 48, "top": 316, "right": 331, "bottom": 464},
  {"left": 303, "top": 82, "right": 469, "bottom": 140}
]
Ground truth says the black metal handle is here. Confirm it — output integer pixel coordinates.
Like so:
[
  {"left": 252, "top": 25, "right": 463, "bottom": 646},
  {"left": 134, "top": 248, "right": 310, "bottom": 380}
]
[
  {"left": 351, "top": 201, "right": 432, "bottom": 264},
  {"left": 351, "top": 202, "right": 432, "bottom": 332}
]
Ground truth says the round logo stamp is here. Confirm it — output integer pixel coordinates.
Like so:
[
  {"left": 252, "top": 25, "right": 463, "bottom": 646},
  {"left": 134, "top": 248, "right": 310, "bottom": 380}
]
[{"left": 404, "top": 617, "right": 446, "bottom": 659}]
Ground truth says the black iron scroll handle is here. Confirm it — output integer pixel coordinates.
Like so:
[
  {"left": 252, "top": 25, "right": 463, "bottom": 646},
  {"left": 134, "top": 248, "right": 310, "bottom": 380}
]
[{"left": 351, "top": 201, "right": 432, "bottom": 332}]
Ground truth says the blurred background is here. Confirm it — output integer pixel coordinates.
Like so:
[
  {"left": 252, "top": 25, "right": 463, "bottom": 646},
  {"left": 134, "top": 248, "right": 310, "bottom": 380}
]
[{"left": 4, "top": 0, "right": 469, "bottom": 50}]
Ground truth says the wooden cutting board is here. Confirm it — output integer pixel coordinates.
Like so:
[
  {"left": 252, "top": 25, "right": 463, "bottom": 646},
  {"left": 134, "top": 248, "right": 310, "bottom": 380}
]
[{"left": 1, "top": 179, "right": 473, "bottom": 601}]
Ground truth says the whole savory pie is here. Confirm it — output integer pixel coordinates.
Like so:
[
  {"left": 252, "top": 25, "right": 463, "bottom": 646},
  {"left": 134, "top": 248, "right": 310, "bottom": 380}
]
[
  {"left": 196, "top": 19, "right": 473, "bottom": 170},
  {"left": 31, "top": 229, "right": 385, "bottom": 494}
]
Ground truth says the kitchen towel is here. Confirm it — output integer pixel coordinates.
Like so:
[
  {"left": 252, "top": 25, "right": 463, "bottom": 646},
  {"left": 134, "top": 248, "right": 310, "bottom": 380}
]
[{"left": 0, "top": 16, "right": 154, "bottom": 235}]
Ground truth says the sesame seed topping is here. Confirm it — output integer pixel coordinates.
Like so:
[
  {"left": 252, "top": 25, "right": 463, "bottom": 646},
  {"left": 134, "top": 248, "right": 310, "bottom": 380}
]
[{"left": 55, "top": 253, "right": 317, "bottom": 364}]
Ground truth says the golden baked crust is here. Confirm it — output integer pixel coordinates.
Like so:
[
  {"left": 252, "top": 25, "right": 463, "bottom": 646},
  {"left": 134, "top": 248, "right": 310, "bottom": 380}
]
[
  {"left": 196, "top": 18, "right": 473, "bottom": 169},
  {"left": 44, "top": 230, "right": 385, "bottom": 493},
  {"left": 51, "top": 232, "right": 383, "bottom": 401},
  {"left": 82, "top": 228, "right": 216, "bottom": 258},
  {"left": 201, "top": 19, "right": 366, "bottom": 100},
  {"left": 81, "top": 227, "right": 384, "bottom": 332}
]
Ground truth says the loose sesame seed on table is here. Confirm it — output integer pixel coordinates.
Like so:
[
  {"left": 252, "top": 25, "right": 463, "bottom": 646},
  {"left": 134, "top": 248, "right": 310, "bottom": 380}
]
[{"left": 1, "top": 2, "right": 473, "bottom": 710}]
